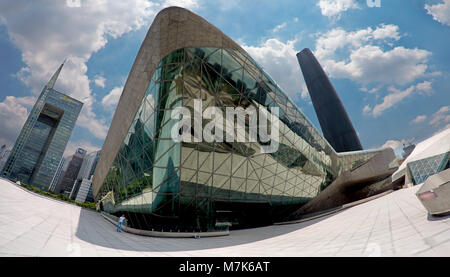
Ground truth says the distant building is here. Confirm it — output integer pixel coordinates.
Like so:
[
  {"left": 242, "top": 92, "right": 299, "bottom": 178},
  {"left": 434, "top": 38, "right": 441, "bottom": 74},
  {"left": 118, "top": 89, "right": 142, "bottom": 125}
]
[
  {"left": 70, "top": 150, "right": 100, "bottom": 203},
  {"left": 1, "top": 62, "right": 83, "bottom": 191},
  {"left": 402, "top": 144, "right": 416, "bottom": 159},
  {"left": 53, "top": 148, "right": 86, "bottom": 195}
]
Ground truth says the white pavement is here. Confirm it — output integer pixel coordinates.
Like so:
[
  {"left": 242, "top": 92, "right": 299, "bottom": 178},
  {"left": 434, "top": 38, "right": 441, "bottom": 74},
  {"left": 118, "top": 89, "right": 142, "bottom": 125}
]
[{"left": 0, "top": 178, "right": 449, "bottom": 257}]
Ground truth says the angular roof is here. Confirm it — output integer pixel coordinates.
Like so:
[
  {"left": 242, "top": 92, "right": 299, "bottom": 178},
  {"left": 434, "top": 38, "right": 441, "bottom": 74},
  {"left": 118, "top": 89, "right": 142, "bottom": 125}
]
[{"left": 392, "top": 127, "right": 450, "bottom": 182}]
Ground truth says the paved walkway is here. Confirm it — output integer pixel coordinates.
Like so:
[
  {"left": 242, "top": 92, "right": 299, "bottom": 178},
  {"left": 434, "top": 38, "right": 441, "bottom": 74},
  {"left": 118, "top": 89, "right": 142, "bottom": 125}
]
[{"left": 0, "top": 178, "right": 449, "bottom": 257}]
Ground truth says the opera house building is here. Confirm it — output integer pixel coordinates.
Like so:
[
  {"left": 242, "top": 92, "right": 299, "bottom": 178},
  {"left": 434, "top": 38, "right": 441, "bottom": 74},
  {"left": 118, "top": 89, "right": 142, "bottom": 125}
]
[{"left": 92, "top": 7, "right": 396, "bottom": 233}]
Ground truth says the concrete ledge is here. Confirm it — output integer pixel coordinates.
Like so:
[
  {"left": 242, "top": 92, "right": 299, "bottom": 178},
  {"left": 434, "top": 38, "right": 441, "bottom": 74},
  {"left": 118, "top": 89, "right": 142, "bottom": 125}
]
[{"left": 100, "top": 212, "right": 229, "bottom": 238}]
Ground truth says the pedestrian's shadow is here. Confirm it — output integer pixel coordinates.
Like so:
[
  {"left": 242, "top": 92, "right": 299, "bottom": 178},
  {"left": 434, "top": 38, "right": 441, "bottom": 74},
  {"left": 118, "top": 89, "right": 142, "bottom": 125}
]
[{"left": 74, "top": 208, "right": 338, "bottom": 253}]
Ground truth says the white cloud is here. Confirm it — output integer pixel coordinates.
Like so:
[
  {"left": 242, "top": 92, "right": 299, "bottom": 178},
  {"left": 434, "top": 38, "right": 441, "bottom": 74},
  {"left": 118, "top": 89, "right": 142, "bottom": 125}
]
[
  {"left": 76, "top": 115, "right": 109, "bottom": 140},
  {"left": 364, "top": 81, "right": 433, "bottom": 117},
  {"left": 0, "top": 0, "right": 199, "bottom": 145},
  {"left": 0, "top": 96, "right": 35, "bottom": 147},
  {"left": 425, "top": 0, "right": 450, "bottom": 26},
  {"left": 360, "top": 86, "right": 381, "bottom": 93},
  {"left": 314, "top": 24, "right": 437, "bottom": 119},
  {"left": 242, "top": 38, "right": 308, "bottom": 101},
  {"left": 94, "top": 75, "right": 106, "bottom": 88},
  {"left": 216, "top": 0, "right": 240, "bottom": 11},
  {"left": 315, "top": 24, "right": 401, "bottom": 59},
  {"left": 324, "top": 45, "right": 430, "bottom": 85},
  {"left": 314, "top": 24, "right": 434, "bottom": 87},
  {"left": 415, "top": 80, "right": 433, "bottom": 95},
  {"left": 317, "top": 0, "right": 359, "bottom": 19},
  {"left": 429, "top": 106, "right": 450, "bottom": 128},
  {"left": 164, "top": 0, "right": 199, "bottom": 10},
  {"left": 362, "top": 104, "right": 371, "bottom": 115},
  {"left": 102, "top": 86, "right": 124, "bottom": 110},
  {"left": 381, "top": 139, "right": 407, "bottom": 150},
  {"left": 411, "top": 115, "right": 427, "bottom": 124},
  {"left": 371, "top": 85, "right": 415, "bottom": 117},
  {"left": 272, "top": 22, "right": 287, "bottom": 33},
  {"left": 381, "top": 138, "right": 415, "bottom": 156}
]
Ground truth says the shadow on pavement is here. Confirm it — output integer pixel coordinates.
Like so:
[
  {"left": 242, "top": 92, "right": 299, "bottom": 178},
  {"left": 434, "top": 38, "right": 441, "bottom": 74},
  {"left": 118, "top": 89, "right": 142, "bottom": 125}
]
[{"left": 75, "top": 208, "right": 339, "bottom": 253}]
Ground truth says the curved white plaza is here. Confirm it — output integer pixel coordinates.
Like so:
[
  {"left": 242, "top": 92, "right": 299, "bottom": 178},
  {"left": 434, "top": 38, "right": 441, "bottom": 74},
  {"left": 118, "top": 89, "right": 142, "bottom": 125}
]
[{"left": 0, "top": 178, "right": 449, "bottom": 257}]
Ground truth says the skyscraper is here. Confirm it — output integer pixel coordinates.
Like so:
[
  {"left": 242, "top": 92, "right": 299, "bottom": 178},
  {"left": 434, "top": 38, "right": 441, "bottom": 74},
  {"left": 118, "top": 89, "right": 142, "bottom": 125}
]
[
  {"left": 1, "top": 63, "right": 83, "bottom": 191},
  {"left": 297, "top": 48, "right": 363, "bottom": 152},
  {"left": 70, "top": 149, "right": 101, "bottom": 203},
  {"left": 53, "top": 148, "right": 86, "bottom": 195}
]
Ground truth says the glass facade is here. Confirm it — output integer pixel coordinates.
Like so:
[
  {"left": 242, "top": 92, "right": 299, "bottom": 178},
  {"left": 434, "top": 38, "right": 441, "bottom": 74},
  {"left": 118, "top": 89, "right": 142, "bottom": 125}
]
[
  {"left": 97, "top": 47, "right": 380, "bottom": 231},
  {"left": 2, "top": 84, "right": 83, "bottom": 191},
  {"left": 408, "top": 152, "right": 450, "bottom": 185}
]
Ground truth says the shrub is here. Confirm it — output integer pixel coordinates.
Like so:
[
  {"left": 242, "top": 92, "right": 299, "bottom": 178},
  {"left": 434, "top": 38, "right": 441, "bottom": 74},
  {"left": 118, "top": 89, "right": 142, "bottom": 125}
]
[{"left": 19, "top": 183, "right": 96, "bottom": 211}]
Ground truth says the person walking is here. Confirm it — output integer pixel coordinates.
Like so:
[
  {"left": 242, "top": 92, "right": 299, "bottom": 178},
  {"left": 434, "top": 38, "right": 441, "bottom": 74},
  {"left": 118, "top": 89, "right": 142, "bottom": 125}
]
[{"left": 116, "top": 214, "right": 126, "bottom": 232}]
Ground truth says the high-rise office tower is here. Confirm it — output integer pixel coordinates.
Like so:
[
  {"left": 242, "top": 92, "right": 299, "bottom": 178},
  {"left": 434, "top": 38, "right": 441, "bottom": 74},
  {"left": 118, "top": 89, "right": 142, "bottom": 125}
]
[
  {"left": 54, "top": 148, "right": 86, "bottom": 195},
  {"left": 1, "top": 62, "right": 83, "bottom": 190},
  {"left": 297, "top": 48, "right": 363, "bottom": 152},
  {"left": 70, "top": 149, "right": 100, "bottom": 203}
]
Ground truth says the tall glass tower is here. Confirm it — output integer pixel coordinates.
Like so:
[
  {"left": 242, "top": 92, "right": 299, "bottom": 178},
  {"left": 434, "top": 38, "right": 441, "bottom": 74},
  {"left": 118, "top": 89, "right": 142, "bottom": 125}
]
[{"left": 1, "top": 62, "right": 83, "bottom": 191}]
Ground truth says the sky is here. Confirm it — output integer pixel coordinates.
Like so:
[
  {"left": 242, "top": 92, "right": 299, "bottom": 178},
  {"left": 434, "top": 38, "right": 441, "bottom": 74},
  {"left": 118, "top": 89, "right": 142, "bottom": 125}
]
[{"left": 0, "top": 0, "right": 449, "bottom": 158}]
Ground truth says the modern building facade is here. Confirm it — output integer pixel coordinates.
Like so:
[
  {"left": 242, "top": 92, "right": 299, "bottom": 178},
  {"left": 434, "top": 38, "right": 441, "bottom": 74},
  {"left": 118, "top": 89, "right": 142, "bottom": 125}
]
[
  {"left": 0, "top": 145, "right": 6, "bottom": 158},
  {"left": 54, "top": 148, "right": 86, "bottom": 195},
  {"left": 392, "top": 128, "right": 450, "bottom": 187},
  {"left": 70, "top": 150, "right": 100, "bottom": 203},
  {"left": 72, "top": 179, "right": 95, "bottom": 203},
  {"left": 1, "top": 63, "right": 83, "bottom": 191},
  {"left": 296, "top": 48, "right": 363, "bottom": 153},
  {"left": 92, "top": 7, "right": 390, "bottom": 232},
  {"left": 0, "top": 148, "right": 11, "bottom": 172},
  {"left": 49, "top": 157, "right": 65, "bottom": 192}
]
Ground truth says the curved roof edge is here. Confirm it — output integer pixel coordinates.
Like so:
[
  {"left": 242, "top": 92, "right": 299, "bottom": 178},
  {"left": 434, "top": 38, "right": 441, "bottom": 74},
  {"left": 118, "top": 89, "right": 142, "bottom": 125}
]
[
  {"left": 392, "top": 127, "right": 450, "bottom": 182},
  {"left": 92, "top": 7, "right": 249, "bottom": 197}
]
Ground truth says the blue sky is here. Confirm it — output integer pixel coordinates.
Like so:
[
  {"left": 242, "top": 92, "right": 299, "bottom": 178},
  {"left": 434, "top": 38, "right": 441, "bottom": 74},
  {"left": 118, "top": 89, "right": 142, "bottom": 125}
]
[{"left": 0, "top": 0, "right": 449, "bottom": 158}]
